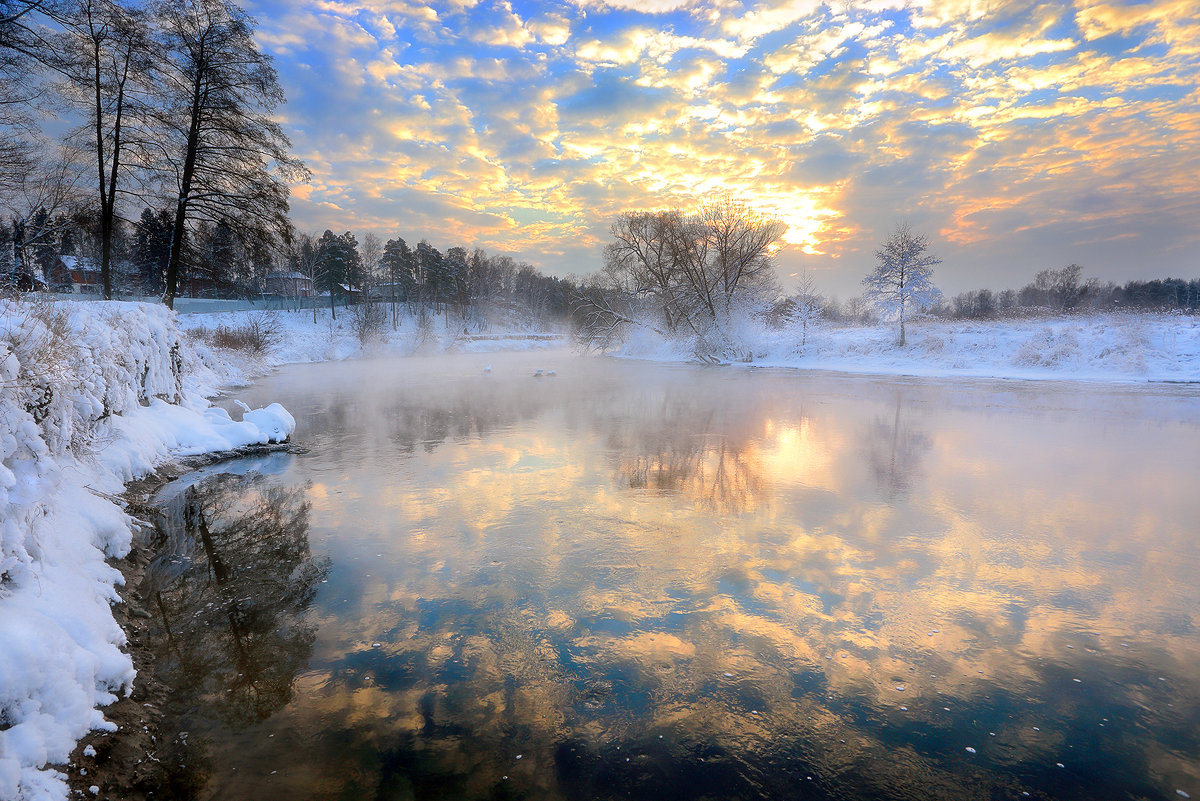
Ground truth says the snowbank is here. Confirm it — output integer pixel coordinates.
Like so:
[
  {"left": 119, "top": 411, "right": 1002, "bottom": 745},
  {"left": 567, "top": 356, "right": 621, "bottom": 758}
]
[
  {"left": 0, "top": 299, "right": 295, "bottom": 801},
  {"left": 614, "top": 314, "right": 1200, "bottom": 383}
]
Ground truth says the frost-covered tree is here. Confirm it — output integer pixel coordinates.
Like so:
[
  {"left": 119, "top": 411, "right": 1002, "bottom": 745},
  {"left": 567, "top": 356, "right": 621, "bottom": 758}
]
[
  {"left": 863, "top": 223, "right": 942, "bottom": 346},
  {"left": 793, "top": 268, "right": 823, "bottom": 346}
]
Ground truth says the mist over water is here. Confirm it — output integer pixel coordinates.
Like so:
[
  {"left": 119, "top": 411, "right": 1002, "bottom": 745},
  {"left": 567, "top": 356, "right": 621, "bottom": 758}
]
[{"left": 146, "top": 351, "right": 1200, "bottom": 800}]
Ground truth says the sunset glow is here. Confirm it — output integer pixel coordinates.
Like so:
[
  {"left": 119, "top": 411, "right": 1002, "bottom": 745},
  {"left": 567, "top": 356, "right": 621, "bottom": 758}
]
[{"left": 248, "top": 0, "right": 1200, "bottom": 293}]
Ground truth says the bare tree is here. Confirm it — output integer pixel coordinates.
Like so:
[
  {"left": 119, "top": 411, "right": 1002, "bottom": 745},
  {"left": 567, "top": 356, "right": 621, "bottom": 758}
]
[
  {"left": 57, "top": 0, "right": 153, "bottom": 299},
  {"left": 694, "top": 196, "right": 783, "bottom": 316},
  {"left": 604, "top": 210, "right": 686, "bottom": 331},
  {"left": 594, "top": 199, "right": 785, "bottom": 353},
  {"left": 0, "top": 1, "right": 55, "bottom": 194},
  {"left": 862, "top": 223, "right": 942, "bottom": 346},
  {"left": 151, "top": 0, "right": 307, "bottom": 309},
  {"left": 358, "top": 231, "right": 381, "bottom": 289},
  {"left": 4, "top": 147, "right": 85, "bottom": 284}
]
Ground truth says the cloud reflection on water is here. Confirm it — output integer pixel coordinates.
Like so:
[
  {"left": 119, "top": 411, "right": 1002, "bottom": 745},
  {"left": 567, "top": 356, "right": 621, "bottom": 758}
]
[{"left": 184, "top": 354, "right": 1200, "bottom": 800}]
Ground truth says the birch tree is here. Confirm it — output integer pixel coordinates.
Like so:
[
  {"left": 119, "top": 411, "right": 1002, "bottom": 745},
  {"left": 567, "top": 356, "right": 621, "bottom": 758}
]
[{"left": 862, "top": 223, "right": 942, "bottom": 346}]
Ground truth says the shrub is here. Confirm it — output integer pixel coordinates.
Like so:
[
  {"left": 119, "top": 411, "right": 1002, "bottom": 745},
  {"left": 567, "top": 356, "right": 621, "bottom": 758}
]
[
  {"left": 210, "top": 312, "right": 282, "bottom": 355},
  {"left": 350, "top": 300, "right": 387, "bottom": 345}
]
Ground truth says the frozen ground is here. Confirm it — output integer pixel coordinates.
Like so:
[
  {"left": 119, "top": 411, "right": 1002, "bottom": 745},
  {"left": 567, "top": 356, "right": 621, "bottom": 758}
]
[{"left": 613, "top": 314, "right": 1200, "bottom": 384}]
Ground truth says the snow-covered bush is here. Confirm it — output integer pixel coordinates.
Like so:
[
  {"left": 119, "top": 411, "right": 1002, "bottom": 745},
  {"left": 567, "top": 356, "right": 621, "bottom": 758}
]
[
  {"left": 1013, "top": 327, "right": 1081, "bottom": 368},
  {"left": 350, "top": 300, "right": 388, "bottom": 346},
  {"left": 1, "top": 299, "right": 183, "bottom": 587}
]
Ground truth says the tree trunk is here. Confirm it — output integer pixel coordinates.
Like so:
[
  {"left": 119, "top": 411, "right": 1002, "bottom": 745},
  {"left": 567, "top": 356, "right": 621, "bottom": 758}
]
[{"left": 163, "top": 71, "right": 204, "bottom": 310}]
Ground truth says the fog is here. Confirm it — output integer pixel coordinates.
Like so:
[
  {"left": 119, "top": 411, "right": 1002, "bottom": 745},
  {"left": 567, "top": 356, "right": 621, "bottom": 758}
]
[{"left": 147, "top": 350, "right": 1200, "bottom": 800}]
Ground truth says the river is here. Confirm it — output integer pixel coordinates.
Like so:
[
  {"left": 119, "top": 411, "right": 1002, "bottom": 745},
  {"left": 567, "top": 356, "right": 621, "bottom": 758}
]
[{"left": 142, "top": 349, "right": 1200, "bottom": 800}]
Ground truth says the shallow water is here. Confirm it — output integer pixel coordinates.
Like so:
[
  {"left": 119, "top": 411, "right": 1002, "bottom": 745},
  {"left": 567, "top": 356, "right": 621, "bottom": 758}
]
[{"left": 145, "top": 350, "right": 1200, "bottom": 800}]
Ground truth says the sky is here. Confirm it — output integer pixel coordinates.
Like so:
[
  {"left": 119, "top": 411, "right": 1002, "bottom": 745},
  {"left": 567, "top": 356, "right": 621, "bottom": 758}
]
[{"left": 242, "top": 0, "right": 1200, "bottom": 297}]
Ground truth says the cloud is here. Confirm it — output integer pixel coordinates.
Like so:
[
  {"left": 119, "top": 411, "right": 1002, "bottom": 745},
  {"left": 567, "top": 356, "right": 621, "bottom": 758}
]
[{"left": 244, "top": 0, "right": 1200, "bottom": 295}]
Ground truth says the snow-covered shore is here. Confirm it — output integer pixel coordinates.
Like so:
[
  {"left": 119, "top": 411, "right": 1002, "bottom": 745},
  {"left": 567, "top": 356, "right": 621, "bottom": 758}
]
[
  {"left": 175, "top": 306, "right": 570, "bottom": 385},
  {"left": 614, "top": 313, "right": 1200, "bottom": 384},
  {"left": 178, "top": 306, "right": 1199, "bottom": 384},
  {"left": 0, "top": 300, "right": 295, "bottom": 801}
]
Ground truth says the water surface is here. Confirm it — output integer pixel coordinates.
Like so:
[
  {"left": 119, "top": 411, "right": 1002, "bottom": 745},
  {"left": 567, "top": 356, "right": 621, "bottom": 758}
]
[{"left": 145, "top": 351, "right": 1200, "bottom": 800}]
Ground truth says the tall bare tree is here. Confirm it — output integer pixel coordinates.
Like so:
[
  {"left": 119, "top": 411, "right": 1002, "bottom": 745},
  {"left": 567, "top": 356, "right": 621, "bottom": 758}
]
[
  {"left": 152, "top": 0, "right": 306, "bottom": 308},
  {"left": 1, "top": 1, "right": 55, "bottom": 195},
  {"left": 57, "top": 0, "right": 152, "bottom": 298}
]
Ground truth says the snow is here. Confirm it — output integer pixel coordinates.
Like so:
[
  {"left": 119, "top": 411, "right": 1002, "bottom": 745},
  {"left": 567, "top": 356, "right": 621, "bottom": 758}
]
[
  {"left": 0, "top": 299, "right": 296, "bottom": 801},
  {"left": 175, "top": 306, "right": 567, "bottom": 386},
  {"left": 612, "top": 313, "right": 1200, "bottom": 384}
]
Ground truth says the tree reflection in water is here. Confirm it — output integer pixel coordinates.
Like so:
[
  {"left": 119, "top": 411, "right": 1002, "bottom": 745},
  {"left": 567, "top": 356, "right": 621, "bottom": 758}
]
[
  {"left": 142, "top": 472, "right": 328, "bottom": 792},
  {"left": 861, "top": 389, "right": 931, "bottom": 500},
  {"left": 609, "top": 392, "right": 767, "bottom": 516}
]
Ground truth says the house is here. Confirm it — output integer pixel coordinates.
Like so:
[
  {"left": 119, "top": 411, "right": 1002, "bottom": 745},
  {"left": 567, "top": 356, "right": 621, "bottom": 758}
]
[
  {"left": 368, "top": 282, "right": 411, "bottom": 302},
  {"left": 48, "top": 255, "right": 104, "bottom": 294},
  {"left": 264, "top": 271, "right": 313, "bottom": 297},
  {"left": 338, "top": 283, "right": 364, "bottom": 303},
  {"left": 179, "top": 276, "right": 229, "bottom": 298}
]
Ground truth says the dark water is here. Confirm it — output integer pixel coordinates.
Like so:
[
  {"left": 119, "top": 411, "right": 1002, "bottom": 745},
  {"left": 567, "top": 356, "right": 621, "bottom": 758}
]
[{"left": 143, "top": 350, "right": 1200, "bottom": 800}]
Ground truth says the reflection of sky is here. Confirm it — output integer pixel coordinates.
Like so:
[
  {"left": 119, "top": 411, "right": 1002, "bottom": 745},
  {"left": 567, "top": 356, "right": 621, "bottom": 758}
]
[
  {"left": 197, "top": 352, "right": 1200, "bottom": 800},
  {"left": 242, "top": 0, "right": 1200, "bottom": 295}
]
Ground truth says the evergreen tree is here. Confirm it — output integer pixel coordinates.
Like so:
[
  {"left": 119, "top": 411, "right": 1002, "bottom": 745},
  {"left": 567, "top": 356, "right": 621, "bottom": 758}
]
[
  {"left": 133, "top": 207, "right": 173, "bottom": 294},
  {"left": 416, "top": 240, "right": 445, "bottom": 307},
  {"left": 315, "top": 230, "right": 361, "bottom": 306},
  {"left": 381, "top": 236, "right": 416, "bottom": 300}
]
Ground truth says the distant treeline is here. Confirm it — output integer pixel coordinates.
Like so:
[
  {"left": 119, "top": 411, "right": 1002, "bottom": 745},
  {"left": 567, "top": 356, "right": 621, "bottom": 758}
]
[
  {"left": 0, "top": 206, "right": 577, "bottom": 323},
  {"left": 821, "top": 264, "right": 1199, "bottom": 324}
]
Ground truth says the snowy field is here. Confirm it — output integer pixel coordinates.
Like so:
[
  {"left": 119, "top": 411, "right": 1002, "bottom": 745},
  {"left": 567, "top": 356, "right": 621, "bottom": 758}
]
[
  {"left": 2, "top": 299, "right": 1197, "bottom": 801},
  {"left": 614, "top": 314, "right": 1200, "bottom": 384},
  {"left": 176, "top": 306, "right": 569, "bottom": 386}
]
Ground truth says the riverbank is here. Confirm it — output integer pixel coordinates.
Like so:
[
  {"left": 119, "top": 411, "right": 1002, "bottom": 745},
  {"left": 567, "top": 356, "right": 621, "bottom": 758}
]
[
  {"left": 0, "top": 300, "right": 297, "bottom": 801},
  {"left": 181, "top": 305, "right": 1199, "bottom": 386},
  {"left": 613, "top": 313, "right": 1200, "bottom": 384},
  {"left": 175, "top": 305, "right": 570, "bottom": 386}
]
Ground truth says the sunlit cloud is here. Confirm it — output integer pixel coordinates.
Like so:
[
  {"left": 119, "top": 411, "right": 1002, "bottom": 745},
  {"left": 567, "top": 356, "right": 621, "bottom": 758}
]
[{"left": 244, "top": 0, "right": 1200, "bottom": 294}]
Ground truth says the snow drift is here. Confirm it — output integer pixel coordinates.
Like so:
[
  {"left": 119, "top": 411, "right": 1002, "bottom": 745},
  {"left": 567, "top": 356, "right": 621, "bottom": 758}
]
[{"left": 0, "top": 299, "right": 294, "bottom": 801}]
